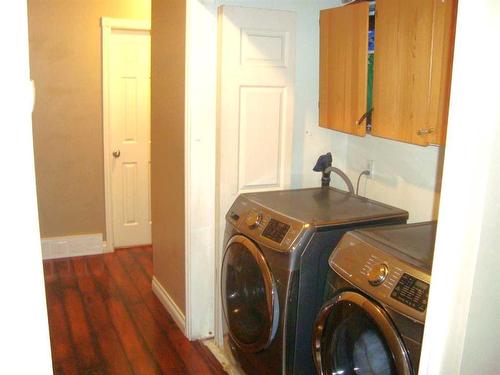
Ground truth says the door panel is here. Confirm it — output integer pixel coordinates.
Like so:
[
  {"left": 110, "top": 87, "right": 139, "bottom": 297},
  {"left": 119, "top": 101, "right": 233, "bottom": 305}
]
[
  {"left": 319, "top": 3, "right": 369, "bottom": 135},
  {"left": 122, "top": 162, "right": 138, "bottom": 224},
  {"left": 109, "top": 29, "right": 151, "bottom": 247},
  {"left": 238, "top": 86, "right": 284, "bottom": 190},
  {"left": 372, "top": 0, "right": 456, "bottom": 145},
  {"left": 241, "top": 29, "right": 288, "bottom": 67},
  {"left": 122, "top": 77, "right": 139, "bottom": 141}
]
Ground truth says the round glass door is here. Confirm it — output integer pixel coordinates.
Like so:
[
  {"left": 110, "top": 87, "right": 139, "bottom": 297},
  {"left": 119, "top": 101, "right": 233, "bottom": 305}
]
[
  {"left": 313, "top": 291, "right": 412, "bottom": 375},
  {"left": 221, "top": 235, "right": 278, "bottom": 352}
]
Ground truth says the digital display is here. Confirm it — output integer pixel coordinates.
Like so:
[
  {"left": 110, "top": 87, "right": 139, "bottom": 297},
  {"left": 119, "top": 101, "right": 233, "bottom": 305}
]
[
  {"left": 262, "top": 219, "right": 290, "bottom": 244},
  {"left": 414, "top": 279, "right": 429, "bottom": 291},
  {"left": 391, "top": 273, "right": 429, "bottom": 312}
]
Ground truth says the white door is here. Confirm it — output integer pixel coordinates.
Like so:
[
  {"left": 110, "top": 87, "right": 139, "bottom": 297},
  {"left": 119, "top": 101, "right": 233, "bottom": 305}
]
[
  {"left": 215, "top": 5, "right": 296, "bottom": 343},
  {"left": 217, "top": 5, "right": 296, "bottom": 224},
  {"left": 109, "top": 29, "right": 151, "bottom": 248}
]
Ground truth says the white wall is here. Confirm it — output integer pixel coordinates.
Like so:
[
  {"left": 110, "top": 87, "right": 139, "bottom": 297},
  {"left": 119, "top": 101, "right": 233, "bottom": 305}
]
[
  {"left": 419, "top": 0, "right": 500, "bottom": 373},
  {"left": 460, "top": 160, "right": 500, "bottom": 374},
  {"left": 285, "top": 1, "right": 348, "bottom": 188},
  {"left": 1, "top": 1, "right": 53, "bottom": 373},
  {"left": 185, "top": 0, "right": 218, "bottom": 339},
  {"left": 341, "top": 135, "right": 443, "bottom": 222}
]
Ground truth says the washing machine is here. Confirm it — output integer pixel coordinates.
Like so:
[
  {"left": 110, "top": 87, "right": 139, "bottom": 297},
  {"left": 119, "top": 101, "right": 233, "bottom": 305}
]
[
  {"left": 312, "top": 221, "right": 437, "bottom": 375},
  {"left": 221, "top": 187, "right": 408, "bottom": 375}
]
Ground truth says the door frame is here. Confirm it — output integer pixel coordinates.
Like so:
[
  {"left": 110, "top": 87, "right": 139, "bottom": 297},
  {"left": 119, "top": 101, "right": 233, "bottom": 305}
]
[{"left": 101, "top": 17, "right": 151, "bottom": 252}]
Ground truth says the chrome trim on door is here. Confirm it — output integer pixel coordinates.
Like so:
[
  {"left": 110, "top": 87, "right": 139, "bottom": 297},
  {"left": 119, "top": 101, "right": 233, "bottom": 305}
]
[
  {"left": 221, "top": 235, "right": 279, "bottom": 352},
  {"left": 312, "top": 291, "right": 413, "bottom": 375}
]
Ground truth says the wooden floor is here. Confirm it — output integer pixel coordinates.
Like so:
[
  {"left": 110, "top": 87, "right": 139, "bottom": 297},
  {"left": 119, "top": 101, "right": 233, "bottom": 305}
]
[{"left": 43, "top": 246, "right": 226, "bottom": 375}]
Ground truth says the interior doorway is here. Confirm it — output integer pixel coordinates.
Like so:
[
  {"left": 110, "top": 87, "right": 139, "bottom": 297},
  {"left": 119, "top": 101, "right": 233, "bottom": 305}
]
[{"left": 101, "top": 18, "right": 152, "bottom": 250}]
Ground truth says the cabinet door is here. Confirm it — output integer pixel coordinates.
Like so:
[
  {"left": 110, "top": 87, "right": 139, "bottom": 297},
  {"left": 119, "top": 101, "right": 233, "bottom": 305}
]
[
  {"left": 319, "top": 3, "right": 369, "bottom": 136},
  {"left": 372, "top": 0, "right": 457, "bottom": 146}
]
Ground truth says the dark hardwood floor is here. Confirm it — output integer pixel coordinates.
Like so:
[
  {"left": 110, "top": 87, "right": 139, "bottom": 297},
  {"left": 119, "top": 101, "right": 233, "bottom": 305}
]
[{"left": 43, "top": 246, "right": 226, "bottom": 375}]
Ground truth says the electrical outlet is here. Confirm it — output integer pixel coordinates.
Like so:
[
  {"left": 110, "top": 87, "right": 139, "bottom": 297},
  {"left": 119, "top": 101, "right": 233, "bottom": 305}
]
[{"left": 367, "top": 160, "right": 375, "bottom": 178}]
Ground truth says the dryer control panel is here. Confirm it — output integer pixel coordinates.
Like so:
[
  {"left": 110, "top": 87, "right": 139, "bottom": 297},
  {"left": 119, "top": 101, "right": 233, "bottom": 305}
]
[
  {"left": 329, "top": 232, "right": 430, "bottom": 323},
  {"left": 262, "top": 219, "right": 291, "bottom": 244}
]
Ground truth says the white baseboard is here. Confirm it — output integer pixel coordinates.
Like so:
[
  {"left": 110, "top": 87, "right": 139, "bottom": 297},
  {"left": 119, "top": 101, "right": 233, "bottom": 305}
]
[
  {"left": 41, "top": 233, "right": 104, "bottom": 260},
  {"left": 152, "top": 276, "right": 186, "bottom": 336},
  {"left": 102, "top": 241, "right": 113, "bottom": 253}
]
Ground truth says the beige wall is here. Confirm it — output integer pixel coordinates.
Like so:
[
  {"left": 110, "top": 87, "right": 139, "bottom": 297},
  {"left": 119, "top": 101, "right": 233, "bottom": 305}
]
[
  {"left": 28, "top": 0, "right": 151, "bottom": 238},
  {"left": 151, "top": 0, "right": 186, "bottom": 313}
]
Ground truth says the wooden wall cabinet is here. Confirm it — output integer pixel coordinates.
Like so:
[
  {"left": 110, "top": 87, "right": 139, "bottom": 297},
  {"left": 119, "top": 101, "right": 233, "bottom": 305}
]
[
  {"left": 319, "top": 0, "right": 457, "bottom": 146},
  {"left": 319, "top": 3, "right": 369, "bottom": 137}
]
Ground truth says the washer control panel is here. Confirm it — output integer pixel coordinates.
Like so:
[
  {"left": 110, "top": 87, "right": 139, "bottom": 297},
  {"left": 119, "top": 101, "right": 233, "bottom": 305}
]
[
  {"left": 226, "top": 197, "right": 305, "bottom": 252},
  {"left": 330, "top": 232, "right": 430, "bottom": 323},
  {"left": 391, "top": 273, "right": 429, "bottom": 312}
]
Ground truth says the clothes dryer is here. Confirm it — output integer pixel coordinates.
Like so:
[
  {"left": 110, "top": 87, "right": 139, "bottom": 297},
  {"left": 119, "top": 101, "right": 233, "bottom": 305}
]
[
  {"left": 221, "top": 187, "right": 408, "bottom": 375},
  {"left": 313, "top": 222, "right": 437, "bottom": 375}
]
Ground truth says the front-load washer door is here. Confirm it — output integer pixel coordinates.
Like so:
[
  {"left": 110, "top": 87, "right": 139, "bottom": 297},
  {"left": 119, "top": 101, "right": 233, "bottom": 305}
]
[
  {"left": 313, "top": 291, "right": 413, "bottom": 375},
  {"left": 221, "top": 235, "right": 279, "bottom": 352}
]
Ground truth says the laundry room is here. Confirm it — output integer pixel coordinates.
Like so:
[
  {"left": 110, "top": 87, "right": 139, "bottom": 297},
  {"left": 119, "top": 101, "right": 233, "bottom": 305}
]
[
  {"left": 161, "top": 1, "right": 496, "bottom": 373},
  {"left": 3, "top": 1, "right": 500, "bottom": 375},
  {"left": 211, "top": 2, "right": 444, "bottom": 374}
]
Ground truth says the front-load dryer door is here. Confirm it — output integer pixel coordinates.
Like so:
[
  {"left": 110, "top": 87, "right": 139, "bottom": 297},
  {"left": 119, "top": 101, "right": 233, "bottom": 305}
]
[
  {"left": 221, "top": 235, "right": 279, "bottom": 352},
  {"left": 313, "top": 291, "right": 413, "bottom": 375}
]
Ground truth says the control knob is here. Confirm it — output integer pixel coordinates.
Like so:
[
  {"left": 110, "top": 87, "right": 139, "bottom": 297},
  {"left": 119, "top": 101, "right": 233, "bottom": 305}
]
[
  {"left": 245, "top": 212, "right": 262, "bottom": 229},
  {"left": 368, "top": 263, "right": 388, "bottom": 286}
]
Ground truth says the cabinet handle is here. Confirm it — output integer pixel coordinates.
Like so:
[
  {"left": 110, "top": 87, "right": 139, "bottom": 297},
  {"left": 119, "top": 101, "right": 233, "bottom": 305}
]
[
  {"left": 417, "top": 128, "right": 435, "bottom": 136},
  {"left": 356, "top": 108, "right": 373, "bottom": 126}
]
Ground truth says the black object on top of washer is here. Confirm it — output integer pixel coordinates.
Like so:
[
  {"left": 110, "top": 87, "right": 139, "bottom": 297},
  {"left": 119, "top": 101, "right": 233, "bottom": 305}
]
[{"left": 313, "top": 152, "right": 333, "bottom": 187}]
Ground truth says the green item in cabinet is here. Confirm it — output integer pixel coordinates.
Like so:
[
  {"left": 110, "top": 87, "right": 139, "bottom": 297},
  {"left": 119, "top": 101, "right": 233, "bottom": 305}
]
[{"left": 367, "top": 53, "right": 374, "bottom": 128}]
